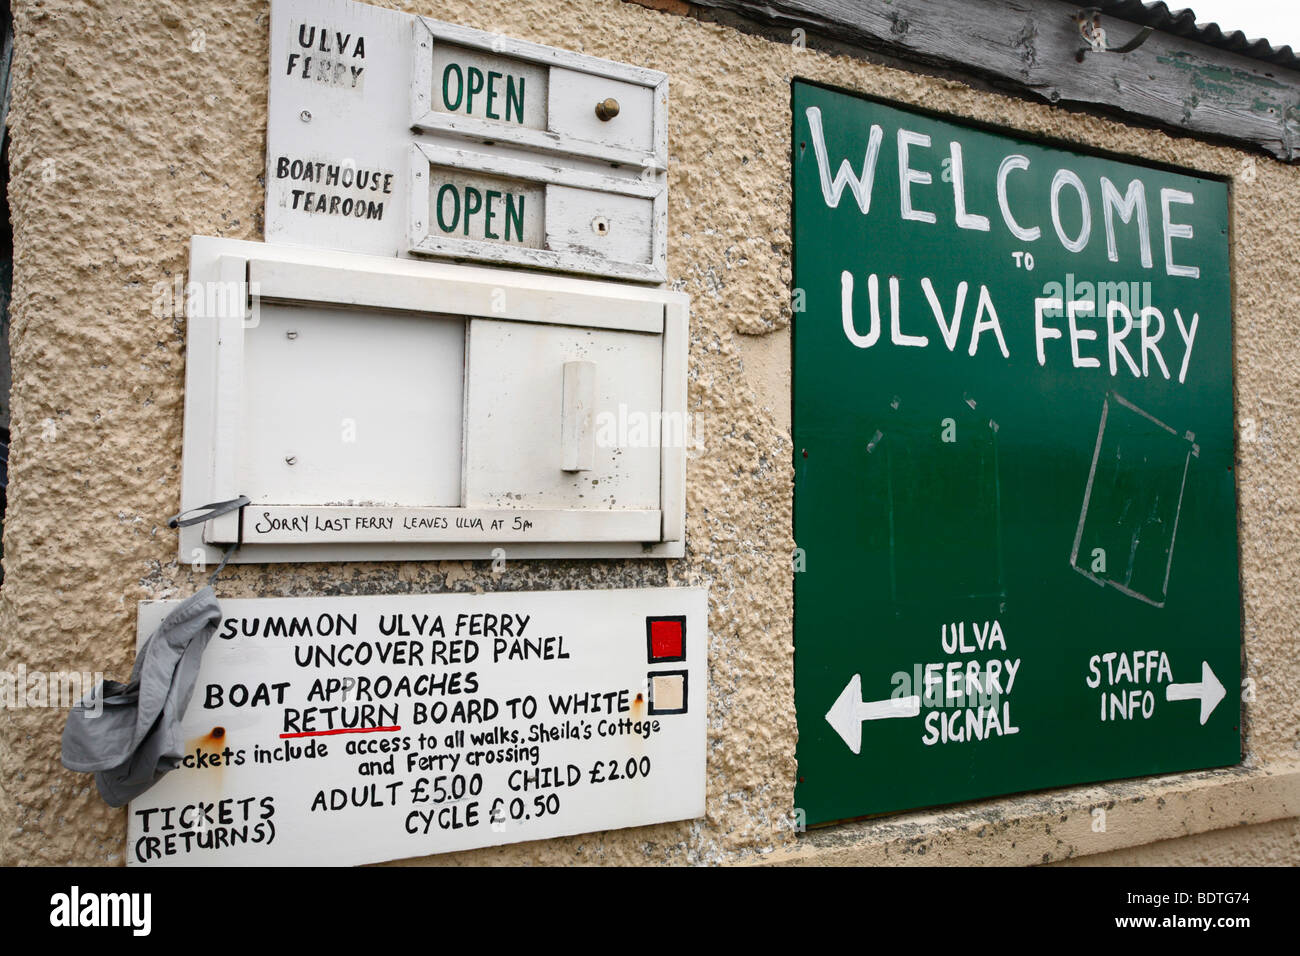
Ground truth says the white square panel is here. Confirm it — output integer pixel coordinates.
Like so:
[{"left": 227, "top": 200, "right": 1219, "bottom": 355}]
[
  {"left": 464, "top": 319, "right": 663, "bottom": 510},
  {"left": 239, "top": 303, "right": 464, "bottom": 507}
]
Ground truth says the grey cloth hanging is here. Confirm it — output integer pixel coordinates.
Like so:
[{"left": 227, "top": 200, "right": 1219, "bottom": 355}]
[
  {"left": 60, "top": 586, "right": 223, "bottom": 808},
  {"left": 60, "top": 495, "right": 244, "bottom": 806}
]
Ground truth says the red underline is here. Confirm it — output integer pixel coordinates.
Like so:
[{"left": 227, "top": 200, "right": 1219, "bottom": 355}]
[{"left": 279, "top": 725, "right": 402, "bottom": 739}]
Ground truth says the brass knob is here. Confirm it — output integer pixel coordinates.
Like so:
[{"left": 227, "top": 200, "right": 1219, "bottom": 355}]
[{"left": 595, "top": 97, "right": 620, "bottom": 121}]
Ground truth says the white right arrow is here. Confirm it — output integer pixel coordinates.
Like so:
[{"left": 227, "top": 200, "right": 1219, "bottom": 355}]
[
  {"left": 825, "top": 674, "right": 921, "bottom": 754},
  {"left": 1165, "top": 661, "right": 1227, "bottom": 725}
]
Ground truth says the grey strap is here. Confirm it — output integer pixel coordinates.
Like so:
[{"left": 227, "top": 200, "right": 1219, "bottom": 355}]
[
  {"left": 208, "top": 543, "right": 239, "bottom": 586},
  {"left": 167, "top": 496, "right": 249, "bottom": 585},
  {"left": 167, "top": 495, "right": 250, "bottom": 529}
]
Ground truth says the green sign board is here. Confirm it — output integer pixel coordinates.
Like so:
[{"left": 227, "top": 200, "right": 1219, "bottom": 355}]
[{"left": 792, "top": 81, "right": 1241, "bottom": 825}]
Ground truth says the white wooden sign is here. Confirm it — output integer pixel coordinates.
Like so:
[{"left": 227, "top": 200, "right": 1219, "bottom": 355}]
[
  {"left": 126, "top": 587, "right": 707, "bottom": 866},
  {"left": 179, "top": 235, "right": 689, "bottom": 564},
  {"left": 409, "top": 18, "right": 667, "bottom": 170},
  {"left": 266, "top": 0, "right": 668, "bottom": 282},
  {"left": 408, "top": 142, "right": 666, "bottom": 282}
]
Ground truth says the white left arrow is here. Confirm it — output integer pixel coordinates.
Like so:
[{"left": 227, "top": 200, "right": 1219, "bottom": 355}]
[
  {"left": 1165, "top": 660, "right": 1227, "bottom": 725},
  {"left": 825, "top": 674, "right": 921, "bottom": 754}
]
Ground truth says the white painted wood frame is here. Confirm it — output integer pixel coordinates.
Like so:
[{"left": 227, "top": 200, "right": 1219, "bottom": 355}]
[
  {"left": 180, "top": 235, "right": 689, "bottom": 565},
  {"left": 409, "top": 16, "right": 669, "bottom": 172},
  {"left": 407, "top": 142, "right": 668, "bottom": 283}
]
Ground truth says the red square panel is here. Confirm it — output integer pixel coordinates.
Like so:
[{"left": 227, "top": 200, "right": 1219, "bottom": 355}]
[{"left": 647, "top": 616, "right": 686, "bottom": 662}]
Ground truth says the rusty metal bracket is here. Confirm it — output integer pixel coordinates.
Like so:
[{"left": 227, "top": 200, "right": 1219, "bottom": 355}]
[{"left": 1073, "top": 7, "right": 1155, "bottom": 61}]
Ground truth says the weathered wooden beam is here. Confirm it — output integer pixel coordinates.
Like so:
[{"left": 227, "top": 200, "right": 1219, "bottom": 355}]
[{"left": 655, "top": 0, "right": 1300, "bottom": 161}]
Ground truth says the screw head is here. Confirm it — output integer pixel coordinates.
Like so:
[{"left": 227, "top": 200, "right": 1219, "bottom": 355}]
[{"left": 300, "top": 110, "right": 312, "bottom": 122}]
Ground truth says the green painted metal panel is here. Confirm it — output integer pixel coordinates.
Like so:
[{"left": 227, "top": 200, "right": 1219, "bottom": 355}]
[{"left": 792, "top": 81, "right": 1241, "bottom": 826}]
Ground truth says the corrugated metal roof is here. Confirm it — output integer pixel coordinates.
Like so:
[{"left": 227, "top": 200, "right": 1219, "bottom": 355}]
[{"left": 1097, "top": 1, "right": 1300, "bottom": 70}]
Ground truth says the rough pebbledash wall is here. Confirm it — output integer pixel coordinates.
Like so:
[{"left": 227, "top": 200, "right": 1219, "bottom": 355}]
[{"left": 0, "top": 0, "right": 1296, "bottom": 866}]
